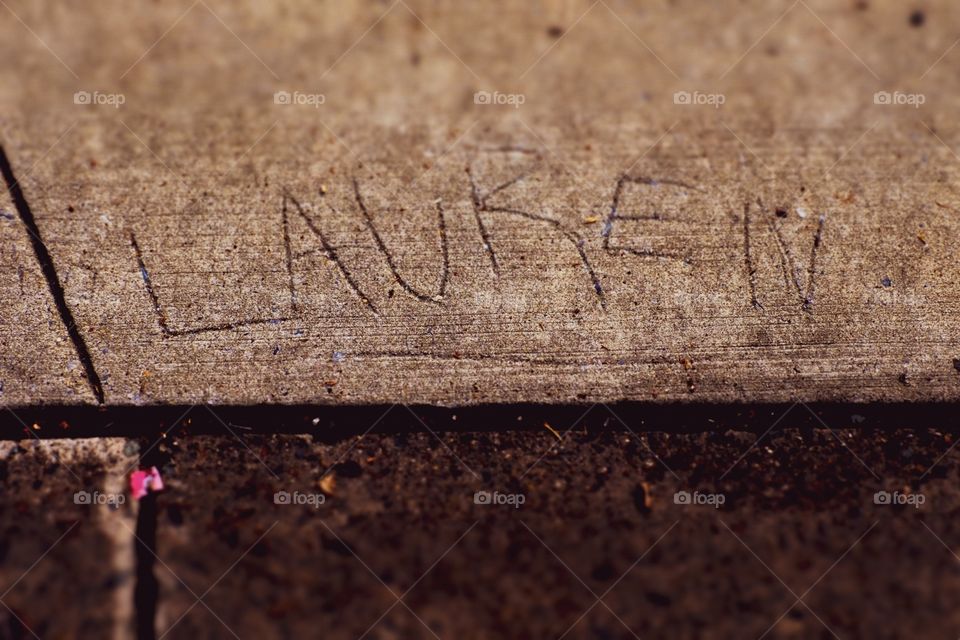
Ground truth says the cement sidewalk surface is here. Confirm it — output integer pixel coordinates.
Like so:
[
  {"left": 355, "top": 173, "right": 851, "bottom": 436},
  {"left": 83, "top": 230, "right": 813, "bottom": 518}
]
[
  {"left": 3, "top": 2, "right": 960, "bottom": 639},
  {"left": 1, "top": 0, "right": 959, "bottom": 405}
]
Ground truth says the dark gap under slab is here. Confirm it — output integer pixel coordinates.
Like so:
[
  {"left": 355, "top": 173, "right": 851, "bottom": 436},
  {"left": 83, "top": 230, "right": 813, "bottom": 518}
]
[{"left": 2, "top": 402, "right": 960, "bottom": 442}]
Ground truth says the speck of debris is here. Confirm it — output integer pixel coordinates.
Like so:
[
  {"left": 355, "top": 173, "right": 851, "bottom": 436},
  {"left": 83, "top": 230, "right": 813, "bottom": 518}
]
[
  {"left": 632, "top": 482, "right": 652, "bottom": 514},
  {"left": 333, "top": 351, "right": 346, "bottom": 364},
  {"left": 909, "top": 9, "right": 925, "bottom": 27},
  {"left": 546, "top": 25, "right": 564, "bottom": 38},
  {"left": 0, "top": 210, "right": 13, "bottom": 220},
  {"left": 953, "top": 359, "right": 960, "bottom": 374},
  {"left": 898, "top": 372, "right": 909, "bottom": 385},
  {"left": 272, "top": 345, "right": 281, "bottom": 355},
  {"left": 319, "top": 472, "right": 336, "bottom": 495},
  {"left": 775, "top": 208, "right": 788, "bottom": 218},
  {"left": 543, "top": 422, "right": 561, "bottom": 440},
  {"left": 881, "top": 276, "right": 892, "bottom": 287},
  {"left": 796, "top": 207, "right": 809, "bottom": 219}
]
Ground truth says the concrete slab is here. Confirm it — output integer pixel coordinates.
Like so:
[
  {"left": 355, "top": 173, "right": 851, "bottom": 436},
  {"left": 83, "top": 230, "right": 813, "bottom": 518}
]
[
  {"left": 148, "top": 411, "right": 960, "bottom": 639},
  {"left": 0, "top": 437, "right": 138, "bottom": 638},
  {"left": 2, "top": 1, "right": 960, "bottom": 404},
  {"left": 0, "top": 185, "right": 96, "bottom": 405}
]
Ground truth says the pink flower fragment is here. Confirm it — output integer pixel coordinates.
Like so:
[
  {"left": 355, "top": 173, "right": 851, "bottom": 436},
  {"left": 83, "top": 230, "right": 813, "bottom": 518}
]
[{"left": 130, "top": 466, "right": 165, "bottom": 500}]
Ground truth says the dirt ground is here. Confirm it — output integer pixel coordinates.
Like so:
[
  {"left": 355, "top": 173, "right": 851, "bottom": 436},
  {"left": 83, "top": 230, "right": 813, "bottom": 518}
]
[{"left": 3, "top": 404, "right": 960, "bottom": 639}]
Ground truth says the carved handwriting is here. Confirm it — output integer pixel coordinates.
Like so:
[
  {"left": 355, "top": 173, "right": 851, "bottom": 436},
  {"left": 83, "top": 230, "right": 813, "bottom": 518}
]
[{"left": 128, "top": 162, "right": 831, "bottom": 336}]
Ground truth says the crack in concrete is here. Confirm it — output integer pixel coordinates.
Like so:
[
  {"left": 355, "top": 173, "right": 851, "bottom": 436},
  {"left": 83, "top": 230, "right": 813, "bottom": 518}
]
[{"left": 0, "top": 144, "right": 105, "bottom": 403}]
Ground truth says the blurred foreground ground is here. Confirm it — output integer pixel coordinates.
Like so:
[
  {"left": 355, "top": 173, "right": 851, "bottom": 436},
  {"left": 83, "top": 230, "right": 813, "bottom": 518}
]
[{"left": 3, "top": 405, "right": 960, "bottom": 639}]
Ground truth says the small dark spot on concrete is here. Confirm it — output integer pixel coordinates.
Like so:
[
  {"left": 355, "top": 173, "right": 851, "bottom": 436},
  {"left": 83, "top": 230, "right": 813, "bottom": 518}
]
[
  {"left": 322, "top": 535, "right": 353, "bottom": 557},
  {"left": 909, "top": 10, "right": 925, "bottom": 27},
  {"left": 881, "top": 276, "right": 892, "bottom": 287},
  {"left": 591, "top": 562, "right": 616, "bottom": 581},
  {"left": 953, "top": 358, "right": 960, "bottom": 374},
  {"left": 546, "top": 25, "right": 564, "bottom": 38},
  {"left": 251, "top": 538, "right": 270, "bottom": 557},
  {"left": 335, "top": 459, "right": 363, "bottom": 478},
  {"left": 775, "top": 208, "right": 788, "bottom": 218},
  {"left": 854, "top": 0, "right": 869, "bottom": 10},
  {"left": 167, "top": 504, "right": 184, "bottom": 526},
  {"left": 898, "top": 372, "right": 909, "bottom": 385}
]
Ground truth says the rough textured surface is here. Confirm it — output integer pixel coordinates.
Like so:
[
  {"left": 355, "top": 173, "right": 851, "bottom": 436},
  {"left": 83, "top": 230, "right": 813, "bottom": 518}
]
[
  {"left": 2, "top": 0, "right": 960, "bottom": 404},
  {"left": 0, "top": 186, "right": 95, "bottom": 405},
  {"left": 146, "top": 410, "right": 960, "bottom": 639},
  {"left": 0, "top": 438, "right": 137, "bottom": 639}
]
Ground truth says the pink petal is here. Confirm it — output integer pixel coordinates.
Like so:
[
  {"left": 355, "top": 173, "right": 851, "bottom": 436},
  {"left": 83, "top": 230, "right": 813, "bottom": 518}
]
[
  {"left": 147, "top": 466, "right": 164, "bottom": 492},
  {"left": 130, "top": 470, "right": 148, "bottom": 500}
]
